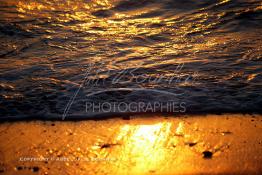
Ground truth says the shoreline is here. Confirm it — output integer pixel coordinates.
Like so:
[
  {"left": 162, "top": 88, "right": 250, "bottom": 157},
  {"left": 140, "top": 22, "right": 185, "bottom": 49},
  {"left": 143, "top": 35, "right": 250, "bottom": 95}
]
[
  {"left": 0, "top": 114, "right": 261, "bottom": 174},
  {"left": 0, "top": 112, "right": 261, "bottom": 121}
]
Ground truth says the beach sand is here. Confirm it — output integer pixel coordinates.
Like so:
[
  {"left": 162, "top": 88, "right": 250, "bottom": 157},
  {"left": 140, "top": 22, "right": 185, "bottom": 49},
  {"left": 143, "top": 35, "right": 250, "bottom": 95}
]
[{"left": 0, "top": 114, "right": 261, "bottom": 175}]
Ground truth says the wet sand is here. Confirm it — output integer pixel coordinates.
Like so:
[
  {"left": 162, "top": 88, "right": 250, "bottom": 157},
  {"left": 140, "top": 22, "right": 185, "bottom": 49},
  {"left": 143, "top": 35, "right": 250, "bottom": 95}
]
[{"left": 0, "top": 114, "right": 261, "bottom": 175}]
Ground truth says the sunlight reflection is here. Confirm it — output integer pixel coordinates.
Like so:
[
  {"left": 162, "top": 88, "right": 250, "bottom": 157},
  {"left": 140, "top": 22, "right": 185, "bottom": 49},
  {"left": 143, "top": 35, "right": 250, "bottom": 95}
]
[{"left": 115, "top": 122, "right": 172, "bottom": 173}]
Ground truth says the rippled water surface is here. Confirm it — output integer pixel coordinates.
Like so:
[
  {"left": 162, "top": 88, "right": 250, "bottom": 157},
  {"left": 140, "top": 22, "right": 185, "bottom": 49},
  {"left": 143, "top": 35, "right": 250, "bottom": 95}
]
[{"left": 0, "top": 0, "right": 261, "bottom": 119}]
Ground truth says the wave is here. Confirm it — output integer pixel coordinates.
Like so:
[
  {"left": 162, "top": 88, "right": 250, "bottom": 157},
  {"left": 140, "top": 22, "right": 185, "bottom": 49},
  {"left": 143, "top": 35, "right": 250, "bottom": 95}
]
[{"left": 0, "top": 0, "right": 261, "bottom": 120}]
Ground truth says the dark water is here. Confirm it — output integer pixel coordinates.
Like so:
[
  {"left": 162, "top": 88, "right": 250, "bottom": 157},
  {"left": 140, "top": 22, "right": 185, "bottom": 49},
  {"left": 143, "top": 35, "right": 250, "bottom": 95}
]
[{"left": 0, "top": 0, "right": 261, "bottom": 119}]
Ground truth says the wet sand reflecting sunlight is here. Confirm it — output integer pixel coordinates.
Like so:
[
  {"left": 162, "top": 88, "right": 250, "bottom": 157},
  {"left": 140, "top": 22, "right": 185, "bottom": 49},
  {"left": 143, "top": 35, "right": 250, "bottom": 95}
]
[{"left": 0, "top": 114, "right": 261, "bottom": 174}]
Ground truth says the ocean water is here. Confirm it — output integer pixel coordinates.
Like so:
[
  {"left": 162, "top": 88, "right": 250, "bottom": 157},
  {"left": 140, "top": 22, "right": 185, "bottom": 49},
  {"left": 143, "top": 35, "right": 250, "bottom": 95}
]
[{"left": 0, "top": 0, "right": 261, "bottom": 119}]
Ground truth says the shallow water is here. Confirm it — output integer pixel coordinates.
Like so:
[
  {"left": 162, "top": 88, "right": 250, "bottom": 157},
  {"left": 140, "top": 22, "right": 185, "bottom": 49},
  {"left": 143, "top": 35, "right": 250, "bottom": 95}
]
[{"left": 0, "top": 0, "right": 261, "bottom": 119}]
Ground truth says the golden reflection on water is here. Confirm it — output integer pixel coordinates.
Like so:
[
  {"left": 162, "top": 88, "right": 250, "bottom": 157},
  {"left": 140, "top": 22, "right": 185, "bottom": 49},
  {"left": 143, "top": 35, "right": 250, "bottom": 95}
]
[
  {"left": 14, "top": 0, "right": 163, "bottom": 36},
  {"left": 7, "top": 0, "right": 232, "bottom": 70}
]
